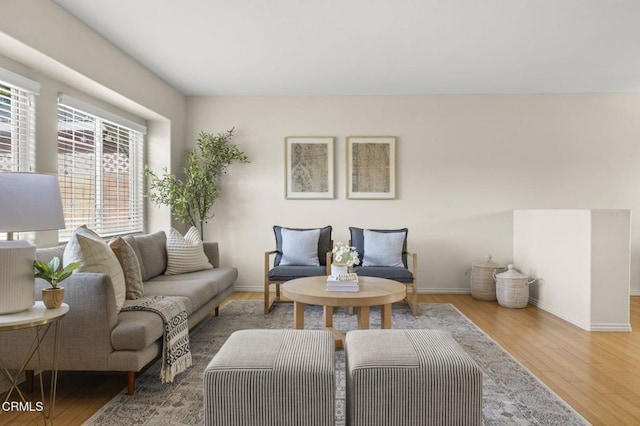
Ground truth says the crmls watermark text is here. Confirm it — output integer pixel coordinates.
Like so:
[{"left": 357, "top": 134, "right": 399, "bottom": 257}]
[{"left": 1, "top": 401, "right": 44, "bottom": 412}]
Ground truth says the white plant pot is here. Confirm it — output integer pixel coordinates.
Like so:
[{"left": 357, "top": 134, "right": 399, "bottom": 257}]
[{"left": 331, "top": 264, "right": 349, "bottom": 277}]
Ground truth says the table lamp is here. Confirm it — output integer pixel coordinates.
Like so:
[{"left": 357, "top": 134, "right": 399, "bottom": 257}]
[{"left": 0, "top": 173, "right": 65, "bottom": 314}]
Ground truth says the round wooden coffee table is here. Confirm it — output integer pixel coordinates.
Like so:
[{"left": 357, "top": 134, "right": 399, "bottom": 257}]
[{"left": 281, "top": 276, "right": 406, "bottom": 348}]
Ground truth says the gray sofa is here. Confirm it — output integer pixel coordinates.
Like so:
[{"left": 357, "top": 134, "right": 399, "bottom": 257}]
[{"left": 0, "top": 231, "right": 237, "bottom": 394}]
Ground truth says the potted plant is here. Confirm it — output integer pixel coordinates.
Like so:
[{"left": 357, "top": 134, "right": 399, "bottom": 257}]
[
  {"left": 145, "top": 128, "right": 249, "bottom": 238},
  {"left": 331, "top": 242, "right": 360, "bottom": 276},
  {"left": 34, "top": 257, "right": 82, "bottom": 308}
]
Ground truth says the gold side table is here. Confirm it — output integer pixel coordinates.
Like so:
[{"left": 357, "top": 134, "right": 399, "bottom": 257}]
[{"left": 0, "top": 302, "right": 69, "bottom": 425}]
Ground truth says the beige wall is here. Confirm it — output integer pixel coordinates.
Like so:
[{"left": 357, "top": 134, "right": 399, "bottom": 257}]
[
  {"left": 187, "top": 94, "right": 640, "bottom": 293},
  {"left": 514, "top": 209, "right": 631, "bottom": 331},
  {"left": 0, "top": 0, "right": 187, "bottom": 237}
]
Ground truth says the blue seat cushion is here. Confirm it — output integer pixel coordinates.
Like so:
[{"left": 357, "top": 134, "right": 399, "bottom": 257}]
[
  {"left": 268, "top": 265, "right": 327, "bottom": 282},
  {"left": 353, "top": 266, "right": 414, "bottom": 283}
]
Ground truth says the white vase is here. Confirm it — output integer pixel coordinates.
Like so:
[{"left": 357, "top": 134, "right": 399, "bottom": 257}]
[{"left": 331, "top": 264, "right": 349, "bottom": 277}]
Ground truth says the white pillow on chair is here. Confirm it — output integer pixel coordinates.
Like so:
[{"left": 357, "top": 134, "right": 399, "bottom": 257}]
[
  {"left": 279, "top": 228, "right": 321, "bottom": 266},
  {"left": 362, "top": 229, "right": 406, "bottom": 267}
]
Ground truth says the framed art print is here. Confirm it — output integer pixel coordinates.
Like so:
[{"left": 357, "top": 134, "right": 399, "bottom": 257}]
[
  {"left": 285, "top": 136, "right": 335, "bottom": 199},
  {"left": 346, "top": 136, "right": 396, "bottom": 199}
]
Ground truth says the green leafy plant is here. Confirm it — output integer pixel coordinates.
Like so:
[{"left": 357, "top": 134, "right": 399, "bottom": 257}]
[
  {"left": 33, "top": 257, "right": 83, "bottom": 289},
  {"left": 145, "top": 128, "right": 249, "bottom": 237},
  {"left": 332, "top": 242, "right": 360, "bottom": 266}
]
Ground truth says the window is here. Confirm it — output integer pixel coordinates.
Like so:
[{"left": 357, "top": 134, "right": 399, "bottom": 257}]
[
  {"left": 0, "top": 68, "right": 39, "bottom": 242},
  {"left": 0, "top": 69, "right": 37, "bottom": 173},
  {"left": 57, "top": 97, "right": 145, "bottom": 240}
]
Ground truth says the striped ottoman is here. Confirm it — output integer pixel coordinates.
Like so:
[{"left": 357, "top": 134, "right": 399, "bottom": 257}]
[
  {"left": 203, "top": 329, "right": 335, "bottom": 426},
  {"left": 345, "top": 329, "right": 482, "bottom": 426}
]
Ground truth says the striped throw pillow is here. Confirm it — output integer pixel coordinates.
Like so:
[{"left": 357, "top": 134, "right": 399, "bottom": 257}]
[{"left": 165, "top": 227, "right": 213, "bottom": 275}]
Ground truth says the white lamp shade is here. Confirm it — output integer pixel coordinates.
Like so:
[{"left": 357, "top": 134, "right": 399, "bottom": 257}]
[{"left": 0, "top": 173, "right": 65, "bottom": 232}]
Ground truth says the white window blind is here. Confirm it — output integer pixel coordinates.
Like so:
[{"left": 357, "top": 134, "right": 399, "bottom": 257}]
[
  {"left": 57, "top": 102, "right": 144, "bottom": 240},
  {"left": 0, "top": 70, "right": 38, "bottom": 242},
  {"left": 0, "top": 78, "right": 37, "bottom": 173}
]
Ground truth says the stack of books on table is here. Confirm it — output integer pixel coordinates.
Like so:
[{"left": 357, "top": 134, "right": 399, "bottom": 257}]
[{"left": 326, "top": 273, "right": 359, "bottom": 292}]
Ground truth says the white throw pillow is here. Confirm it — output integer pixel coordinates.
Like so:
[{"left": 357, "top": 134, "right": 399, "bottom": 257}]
[
  {"left": 362, "top": 229, "right": 406, "bottom": 267},
  {"left": 279, "top": 228, "right": 321, "bottom": 266},
  {"left": 165, "top": 227, "right": 213, "bottom": 275},
  {"left": 63, "top": 225, "right": 127, "bottom": 312}
]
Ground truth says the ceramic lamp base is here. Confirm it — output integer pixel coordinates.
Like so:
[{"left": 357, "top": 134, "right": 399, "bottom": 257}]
[
  {"left": 0, "top": 241, "right": 36, "bottom": 315},
  {"left": 0, "top": 241, "right": 36, "bottom": 314}
]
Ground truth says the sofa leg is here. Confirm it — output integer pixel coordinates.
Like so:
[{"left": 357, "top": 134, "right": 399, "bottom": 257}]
[
  {"left": 25, "top": 370, "right": 34, "bottom": 393},
  {"left": 127, "top": 371, "right": 136, "bottom": 395},
  {"left": 214, "top": 306, "right": 219, "bottom": 317}
]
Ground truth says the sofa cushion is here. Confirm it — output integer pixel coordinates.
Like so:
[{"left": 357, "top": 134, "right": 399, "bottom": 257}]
[
  {"left": 123, "top": 231, "right": 167, "bottom": 281},
  {"left": 165, "top": 227, "right": 213, "bottom": 275},
  {"left": 144, "top": 266, "right": 236, "bottom": 310},
  {"left": 111, "top": 308, "right": 169, "bottom": 351},
  {"left": 352, "top": 266, "right": 414, "bottom": 283},
  {"left": 349, "top": 227, "right": 408, "bottom": 268},
  {"left": 274, "top": 225, "right": 332, "bottom": 266},
  {"left": 109, "top": 237, "right": 144, "bottom": 300},
  {"left": 111, "top": 267, "right": 238, "bottom": 351},
  {"left": 36, "top": 246, "right": 65, "bottom": 264},
  {"left": 268, "top": 265, "right": 327, "bottom": 281},
  {"left": 64, "top": 225, "right": 126, "bottom": 312}
]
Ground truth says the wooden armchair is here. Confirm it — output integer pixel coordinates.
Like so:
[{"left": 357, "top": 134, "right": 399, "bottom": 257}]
[
  {"left": 264, "top": 226, "right": 332, "bottom": 313},
  {"left": 348, "top": 227, "right": 419, "bottom": 316}
]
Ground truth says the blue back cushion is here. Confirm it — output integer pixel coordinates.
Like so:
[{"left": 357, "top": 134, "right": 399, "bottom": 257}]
[
  {"left": 274, "top": 225, "right": 332, "bottom": 266},
  {"left": 349, "top": 227, "right": 408, "bottom": 268}
]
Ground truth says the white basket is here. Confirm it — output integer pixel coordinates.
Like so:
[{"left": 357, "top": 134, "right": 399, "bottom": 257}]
[
  {"left": 495, "top": 264, "right": 535, "bottom": 309},
  {"left": 470, "top": 255, "right": 506, "bottom": 301}
]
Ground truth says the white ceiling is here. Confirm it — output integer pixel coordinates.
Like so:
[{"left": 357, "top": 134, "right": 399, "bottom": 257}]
[{"left": 52, "top": 0, "right": 640, "bottom": 96}]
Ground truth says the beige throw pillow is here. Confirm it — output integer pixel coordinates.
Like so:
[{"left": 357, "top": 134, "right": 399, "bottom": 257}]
[
  {"left": 165, "top": 227, "right": 213, "bottom": 275},
  {"left": 109, "top": 237, "right": 144, "bottom": 300},
  {"left": 63, "top": 225, "right": 126, "bottom": 312}
]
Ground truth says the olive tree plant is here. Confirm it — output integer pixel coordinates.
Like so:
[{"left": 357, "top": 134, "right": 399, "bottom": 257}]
[{"left": 145, "top": 128, "right": 249, "bottom": 237}]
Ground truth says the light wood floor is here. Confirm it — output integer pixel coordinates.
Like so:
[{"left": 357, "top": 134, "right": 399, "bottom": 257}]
[{"left": 3, "top": 293, "right": 640, "bottom": 425}]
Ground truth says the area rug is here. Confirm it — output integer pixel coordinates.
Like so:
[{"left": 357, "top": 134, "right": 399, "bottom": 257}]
[{"left": 84, "top": 301, "right": 589, "bottom": 425}]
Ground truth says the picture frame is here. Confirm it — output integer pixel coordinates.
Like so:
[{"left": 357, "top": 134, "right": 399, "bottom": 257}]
[
  {"left": 285, "top": 136, "right": 335, "bottom": 199},
  {"left": 346, "top": 136, "right": 397, "bottom": 199}
]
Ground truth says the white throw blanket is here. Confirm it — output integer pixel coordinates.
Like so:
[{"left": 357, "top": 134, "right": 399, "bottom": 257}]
[{"left": 122, "top": 296, "right": 192, "bottom": 383}]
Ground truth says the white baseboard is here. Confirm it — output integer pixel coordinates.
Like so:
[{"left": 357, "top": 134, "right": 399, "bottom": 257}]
[
  {"left": 590, "top": 323, "right": 633, "bottom": 332},
  {"left": 631, "top": 290, "right": 640, "bottom": 296},
  {"left": 528, "top": 297, "right": 632, "bottom": 332},
  {"left": 235, "top": 285, "right": 473, "bottom": 294},
  {"left": 233, "top": 285, "right": 263, "bottom": 292},
  {"left": 418, "top": 288, "right": 471, "bottom": 294}
]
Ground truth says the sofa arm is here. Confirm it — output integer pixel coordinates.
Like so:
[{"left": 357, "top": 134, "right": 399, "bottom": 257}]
[
  {"left": 0, "top": 272, "right": 120, "bottom": 370},
  {"left": 203, "top": 242, "right": 220, "bottom": 268},
  {"left": 42, "top": 272, "right": 119, "bottom": 348}
]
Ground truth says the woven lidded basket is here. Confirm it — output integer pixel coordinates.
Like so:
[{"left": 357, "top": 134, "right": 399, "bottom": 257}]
[
  {"left": 470, "top": 255, "right": 506, "bottom": 301},
  {"left": 495, "top": 264, "right": 533, "bottom": 309}
]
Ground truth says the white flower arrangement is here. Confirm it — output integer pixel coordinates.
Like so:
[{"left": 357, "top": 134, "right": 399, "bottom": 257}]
[{"left": 332, "top": 242, "right": 360, "bottom": 266}]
